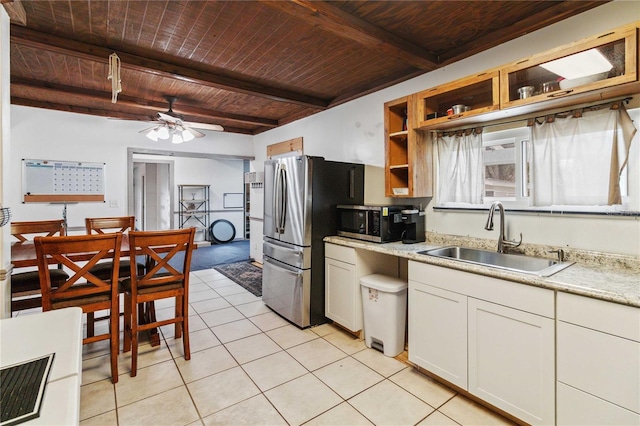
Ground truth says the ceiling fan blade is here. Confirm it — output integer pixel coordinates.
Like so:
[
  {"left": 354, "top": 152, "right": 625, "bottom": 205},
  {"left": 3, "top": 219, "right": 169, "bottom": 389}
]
[
  {"left": 183, "top": 126, "right": 205, "bottom": 138},
  {"left": 184, "top": 121, "right": 224, "bottom": 132},
  {"left": 158, "top": 112, "right": 180, "bottom": 123},
  {"left": 139, "top": 125, "right": 161, "bottom": 134}
]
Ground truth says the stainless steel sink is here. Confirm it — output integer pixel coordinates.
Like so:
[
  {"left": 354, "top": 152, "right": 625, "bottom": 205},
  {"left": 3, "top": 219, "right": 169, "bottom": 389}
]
[{"left": 417, "top": 246, "right": 573, "bottom": 277}]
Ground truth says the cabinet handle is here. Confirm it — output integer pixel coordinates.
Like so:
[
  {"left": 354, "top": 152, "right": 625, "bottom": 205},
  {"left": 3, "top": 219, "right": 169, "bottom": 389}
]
[{"left": 547, "top": 90, "right": 573, "bottom": 98}]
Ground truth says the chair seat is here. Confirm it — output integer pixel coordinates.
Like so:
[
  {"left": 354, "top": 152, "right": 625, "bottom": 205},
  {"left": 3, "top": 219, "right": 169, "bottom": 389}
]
[
  {"left": 51, "top": 292, "right": 112, "bottom": 310},
  {"left": 89, "top": 260, "right": 145, "bottom": 280},
  {"left": 121, "top": 278, "right": 183, "bottom": 295},
  {"left": 11, "top": 269, "right": 69, "bottom": 294}
]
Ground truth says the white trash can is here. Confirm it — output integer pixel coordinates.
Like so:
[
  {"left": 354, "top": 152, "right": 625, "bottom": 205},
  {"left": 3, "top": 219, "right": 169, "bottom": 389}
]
[{"left": 360, "top": 274, "right": 408, "bottom": 357}]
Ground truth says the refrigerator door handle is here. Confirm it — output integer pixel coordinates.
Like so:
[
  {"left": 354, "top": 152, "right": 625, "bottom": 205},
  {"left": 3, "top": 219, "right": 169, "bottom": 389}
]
[
  {"left": 273, "top": 163, "right": 282, "bottom": 234},
  {"left": 279, "top": 167, "right": 288, "bottom": 233},
  {"left": 265, "top": 256, "right": 302, "bottom": 276}
]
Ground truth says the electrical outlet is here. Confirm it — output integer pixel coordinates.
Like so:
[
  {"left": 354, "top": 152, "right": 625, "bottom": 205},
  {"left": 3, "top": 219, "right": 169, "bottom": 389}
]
[{"left": 109, "top": 199, "right": 120, "bottom": 208}]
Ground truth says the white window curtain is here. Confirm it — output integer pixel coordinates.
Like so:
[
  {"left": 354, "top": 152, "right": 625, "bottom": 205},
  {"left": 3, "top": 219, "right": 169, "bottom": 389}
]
[
  {"left": 436, "top": 129, "right": 484, "bottom": 205},
  {"left": 531, "top": 104, "right": 637, "bottom": 206}
]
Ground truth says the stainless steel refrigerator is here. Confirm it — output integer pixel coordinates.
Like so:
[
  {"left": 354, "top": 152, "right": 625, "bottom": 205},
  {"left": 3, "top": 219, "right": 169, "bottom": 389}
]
[{"left": 262, "top": 155, "right": 364, "bottom": 328}]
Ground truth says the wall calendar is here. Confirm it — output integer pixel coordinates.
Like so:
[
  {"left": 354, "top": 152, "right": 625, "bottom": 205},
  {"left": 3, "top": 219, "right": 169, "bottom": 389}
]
[{"left": 22, "top": 159, "right": 106, "bottom": 203}]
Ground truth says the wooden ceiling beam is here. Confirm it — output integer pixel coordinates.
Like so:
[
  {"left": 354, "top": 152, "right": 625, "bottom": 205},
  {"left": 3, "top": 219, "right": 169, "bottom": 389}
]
[
  {"left": 1, "top": 0, "right": 27, "bottom": 26},
  {"left": 10, "top": 97, "right": 255, "bottom": 135},
  {"left": 11, "top": 78, "right": 278, "bottom": 128},
  {"left": 438, "top": 1, "right": 611, "bottom": 65},
  {"left": 261, "top": 0, "right": 439, "bottom": 71},
  {"left": 9, "top": 25, "right": 329, "bottom": 110}
]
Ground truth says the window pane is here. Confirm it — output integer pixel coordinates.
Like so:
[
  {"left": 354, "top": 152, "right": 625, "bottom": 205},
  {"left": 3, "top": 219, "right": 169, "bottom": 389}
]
[{"left": 484, "top": 142, "right": 516, "bottom": 198}]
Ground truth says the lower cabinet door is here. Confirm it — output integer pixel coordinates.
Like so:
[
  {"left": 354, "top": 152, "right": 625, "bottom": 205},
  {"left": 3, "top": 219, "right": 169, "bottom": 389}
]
[
  {"left": 557, "top": 382, "right": 640, "bottom": 425},
  {"left": 408, "top": 281, "right": 468, "bottom": 389},
  {"left": 325, "top": 258, "right": 359, "bottom": 331},
  {"left": 468, "top": 298, "right": 555, "bottom": 426},
  {"left": 557, "top": 321, "right": 640, "bottom": 414}
]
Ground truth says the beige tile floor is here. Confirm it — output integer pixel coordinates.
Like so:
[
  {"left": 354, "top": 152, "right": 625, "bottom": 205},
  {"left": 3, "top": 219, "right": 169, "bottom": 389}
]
[{"left": 20, "top": 268, "right": 517, "bottom": 426}]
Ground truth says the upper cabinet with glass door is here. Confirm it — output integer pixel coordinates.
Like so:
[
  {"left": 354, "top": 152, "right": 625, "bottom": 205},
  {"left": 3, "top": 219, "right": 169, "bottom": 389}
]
[
  {"left": 416, "top": 70, "right": 500, "bottom": 130},
  {"left": 501, "top": 24, "right": 637, "bottom": 110}
]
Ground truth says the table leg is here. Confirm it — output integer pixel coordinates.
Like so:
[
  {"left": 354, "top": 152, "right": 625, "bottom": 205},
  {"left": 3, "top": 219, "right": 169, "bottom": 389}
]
[{"left": 147, "top": 302, "right": 160, "bottom": 347}]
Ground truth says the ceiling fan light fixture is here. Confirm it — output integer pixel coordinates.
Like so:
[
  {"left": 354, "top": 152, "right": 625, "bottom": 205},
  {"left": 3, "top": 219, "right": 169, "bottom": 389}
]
[
  {"left": 157, "top": 125, "right": 170, "bottom": 139},
  {"left": 181, "top": 129, "right": 195, "bottom": 142},
  {"left": 145, "top": 128, "right": 159, "bottom": 141},
  {"left": 140, "top": 96, "right": 221, "bottom": 142},
  {"left": 171, "top": 133, "right": 184, "bottom": 144}
]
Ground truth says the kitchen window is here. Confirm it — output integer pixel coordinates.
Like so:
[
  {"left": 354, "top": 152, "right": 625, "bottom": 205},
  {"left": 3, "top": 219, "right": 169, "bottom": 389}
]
[
  {"left": 435, "top": 102, "right": 638, "bottom": 213},
  {"left": 482, "top": 129, "right": 530, "bottom": 203}
]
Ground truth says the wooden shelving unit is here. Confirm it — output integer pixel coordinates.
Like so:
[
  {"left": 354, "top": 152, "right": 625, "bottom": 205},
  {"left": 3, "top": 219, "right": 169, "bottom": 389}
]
[{"left": 384, "top": 94, "right": 432, "bottom": 198}]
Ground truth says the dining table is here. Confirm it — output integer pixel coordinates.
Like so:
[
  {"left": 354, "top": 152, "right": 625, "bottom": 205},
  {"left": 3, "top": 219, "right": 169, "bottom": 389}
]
[{"left": 10, "top": 233, "right": 197, "bottom": 347}]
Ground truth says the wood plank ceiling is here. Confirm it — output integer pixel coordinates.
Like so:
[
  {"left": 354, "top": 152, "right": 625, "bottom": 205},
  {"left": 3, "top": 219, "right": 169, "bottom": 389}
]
[{"left": 4, "top": 0, "right": 608, "bottom": 135}]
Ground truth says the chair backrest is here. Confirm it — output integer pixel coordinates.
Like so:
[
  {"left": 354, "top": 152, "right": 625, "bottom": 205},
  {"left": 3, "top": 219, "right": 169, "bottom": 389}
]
[
  {"left": 128, "top": 228, "right": 195, "bottom": 293},
  {"left": 86, "top": 216, "right": 135, "bottom": 235},
  {"left": 34, "top": 233, "right": 122, "bottom": 311},
  {"left": 11, "top": 220, "right": 66, "bottom": 243}
]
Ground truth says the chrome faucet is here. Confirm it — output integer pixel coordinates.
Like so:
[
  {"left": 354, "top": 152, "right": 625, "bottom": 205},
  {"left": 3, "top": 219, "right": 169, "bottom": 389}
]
[{"left": 485, "top": 201, "right": 522, "bottom": 253}]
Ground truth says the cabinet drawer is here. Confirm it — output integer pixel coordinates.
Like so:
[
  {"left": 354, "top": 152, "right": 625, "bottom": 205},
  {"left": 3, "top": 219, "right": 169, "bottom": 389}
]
[
  {"left": 557, "top": 382, "right": 640, "bottom": 425},
  {"left": 558, "top": 321, "right": 640, "bottom": 413},
  {"left": 325, "top": 243, "right": 356, "bottom": 264},
  {"left": 557, "top": 292, "right": 640, "bottom": 341},
  {"left": 408, "top": 261, "right": 554, "bottom": 318}
]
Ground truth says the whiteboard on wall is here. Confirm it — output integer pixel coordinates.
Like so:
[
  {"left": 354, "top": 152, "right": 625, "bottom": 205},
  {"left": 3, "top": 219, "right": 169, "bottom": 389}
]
[
  {"left": 22, "top": 159, "right": 106, "bottom": 203},
  {"left": 223, "top": 193, "right": 243, "bottom": 209}
]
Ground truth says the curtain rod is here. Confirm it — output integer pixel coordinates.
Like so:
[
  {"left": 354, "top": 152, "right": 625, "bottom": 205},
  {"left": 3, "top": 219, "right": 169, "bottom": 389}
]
[{"left": 434, "top": 96, "right": 633, "bottom": 135}]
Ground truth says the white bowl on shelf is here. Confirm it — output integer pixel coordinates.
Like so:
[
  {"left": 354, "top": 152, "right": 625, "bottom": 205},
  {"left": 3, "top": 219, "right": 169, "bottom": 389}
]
[{"left": 559, "top": 71, "right": 609, "bottom": 90}]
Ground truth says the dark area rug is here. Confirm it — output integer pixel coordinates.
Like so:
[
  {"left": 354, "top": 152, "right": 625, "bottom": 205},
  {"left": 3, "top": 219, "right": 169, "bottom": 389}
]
[
  {"left": 169, "top": 240, "right": 250, "bottom": 272},
  {"left": 214, "top": 261, "right": 262, "bottom": 297}
]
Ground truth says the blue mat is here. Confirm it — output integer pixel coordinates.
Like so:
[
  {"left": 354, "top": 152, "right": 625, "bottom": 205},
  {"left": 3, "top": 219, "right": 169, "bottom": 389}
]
[{"left": 168, "top": 240, "right": 250, "bottom": 272}]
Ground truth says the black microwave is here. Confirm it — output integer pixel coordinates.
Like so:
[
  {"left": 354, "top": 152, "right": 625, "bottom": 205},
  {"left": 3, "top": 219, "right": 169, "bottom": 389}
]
[{"left": 336, "top": 205, "right": 408, "bottom": 243}]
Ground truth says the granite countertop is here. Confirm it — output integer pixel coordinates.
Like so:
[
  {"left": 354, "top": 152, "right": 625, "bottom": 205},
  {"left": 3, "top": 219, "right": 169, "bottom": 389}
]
[{"left": 324, "top": 236, "right": 640, "bottom": 308}]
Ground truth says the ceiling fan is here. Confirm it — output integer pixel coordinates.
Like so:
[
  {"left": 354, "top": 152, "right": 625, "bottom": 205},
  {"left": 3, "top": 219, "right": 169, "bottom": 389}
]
[{"left": 140, "top": 96, "right": 224, "bottom": 144}]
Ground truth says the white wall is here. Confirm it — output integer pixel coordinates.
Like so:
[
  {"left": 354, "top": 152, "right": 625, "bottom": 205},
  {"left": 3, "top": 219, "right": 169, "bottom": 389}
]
[
  {"left": 1, "top": 7, "right": 11, "bottom": 317},
  {"left": 9, "top": 106, "right": 253, "bottom": 230},
  {"left": 253, "top": 1, "right": 640, "bottom": 257}
]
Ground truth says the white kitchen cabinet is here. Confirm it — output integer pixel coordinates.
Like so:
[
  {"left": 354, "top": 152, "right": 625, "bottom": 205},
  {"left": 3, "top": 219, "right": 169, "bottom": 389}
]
[
  {"left": 409, "top": 280, "right": 467, "bottom": 388},
  {"left": 468, "top": 298, "right": 555, "bottom": 425},
  {"left": 557, "top": 292, "right": 640, "bottom": 425},
  {"left": 408, "top": 261, "right": 555, "bottom": 425},
  {"left": 325, "top": 243, "right": 398, "bottom": 333}
]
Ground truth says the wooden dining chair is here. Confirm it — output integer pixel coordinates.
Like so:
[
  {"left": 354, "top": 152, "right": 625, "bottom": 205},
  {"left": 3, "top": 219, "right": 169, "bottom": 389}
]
[
  {"left": 34, "top": 232, "right": 123, "bottom": 384},
  {"left": 10, "top": 220, "right": 68, "bottom": 314},
  {"left": 85, "top": 216, "right": 144, "bottom": 280},
  {"left": 85, "top": 216, "right": 145, "bottom": 336},
  {"left": 122, "top": 227, "right": 195, "bottom": 377}
]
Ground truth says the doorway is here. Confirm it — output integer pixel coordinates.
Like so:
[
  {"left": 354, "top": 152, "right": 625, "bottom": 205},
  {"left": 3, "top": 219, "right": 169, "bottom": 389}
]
[
  {"left": 132, "top": 160, "right": 174, "bottom": 231},
  {"left": 127, "top": 147, "right": 254, "bottom": 236}
]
